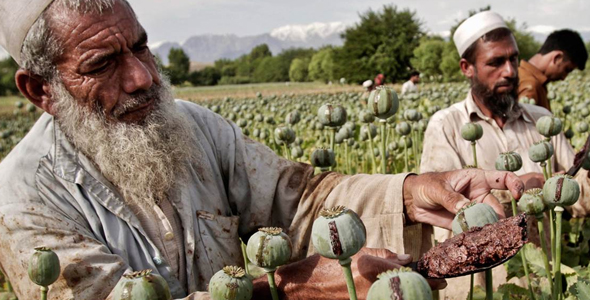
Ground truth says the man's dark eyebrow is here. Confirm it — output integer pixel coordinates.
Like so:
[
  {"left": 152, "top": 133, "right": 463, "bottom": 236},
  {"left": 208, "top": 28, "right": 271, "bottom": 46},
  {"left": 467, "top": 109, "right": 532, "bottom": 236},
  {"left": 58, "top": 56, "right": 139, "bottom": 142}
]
[{"left": 132, "top": 31, "right": 148, "bottom": 50}]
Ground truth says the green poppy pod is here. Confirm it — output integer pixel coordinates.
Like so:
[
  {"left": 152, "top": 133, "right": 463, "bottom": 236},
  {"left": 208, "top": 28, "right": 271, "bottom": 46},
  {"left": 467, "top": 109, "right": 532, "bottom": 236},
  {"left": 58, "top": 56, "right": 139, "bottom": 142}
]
[
  {"left": 15, "top": 101, "right": 24, "bottom": 109},
  {"left": 274, "top": 126, "right": 296, "bottom": 145},
  {"left": 338, "top": 127, "right": 352, "bottom": 140},
  {"left": 291, "top": 146, "right": 303, "bottom": 159},
  {"left": 528, "top": 141, "right": 554, "bottom": 163},
  {"left": 536, "top": 116, "right": 563, "bottom": 137},
  {"left": 403, "top": 109, "right": 420, "bottom": 122},
  {"left": 460, "top": 122, "right": 483, "bottom": 142},
  {"left": 359, "top": 110, "right": 376, "bottom": 123},
  {"left": 112, "top": 270, "right": 172, "bottom": 300},
  {"left": 581, "top": 107, "right": 590, "bottom": 118},
  {"left": 563, "top": 105, "right": 571, "bottom": 115},
  {"left": 366, "top": 268, "right": 433, "bottom": 300},
  {"left": 452, "top": 203, "right": 499, "bottom": 235},
  {"left": 311, "top": 206, "right": 366, "bottom": 260},
  {"left": 576, "top": 122, "right": 589, "bottom": 133},
  {"left": 252, "top": 129, "right": 260, "bottom": 138},
  {"left": 311, "top": 148, "right": 336, "bottom": 168},
  {"left": 518, "top": 188, "right": 546, "bottom": 219},
  {"left": 360, "top": 124, "right": 378, "bottom": 140},
  {"left": 542, "top": 175, "right": 580, "bottom": 207},
  {"left": 396, "top": 122, "right": 411, "bottom": 136},
  {"left": 28, "top": 247, "right": 60, "bottom": 288},
  {"left": 318, "top": 104, "right": 347, "bottom": 127},
  {"left": 495, "top": 151, "right": 523, "bottom": 172},
  {"left": 369, "top": 86, "right": 399, "bottom": 120},
  {"left": 26, "top": 104, "right": 36, "bottom": 113},
  {"left": 399, "top": 137, "right": 412, "bottom": 149},
  {"left": 564, "top": 128, "right": 574, "bottom": 139},
  {"left": 246, "top": 227, "right": 292, "bottom": 271},
  {"left": 237, "top": 119, "right": 247, "bottom": 128},
  {"left": 286, "top": 111, "right": 301, "bottom": 125}
]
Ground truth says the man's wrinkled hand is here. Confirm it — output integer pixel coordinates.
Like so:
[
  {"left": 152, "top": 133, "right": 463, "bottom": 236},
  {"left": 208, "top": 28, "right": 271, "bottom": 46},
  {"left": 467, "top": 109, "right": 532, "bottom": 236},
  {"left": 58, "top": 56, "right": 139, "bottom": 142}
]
[
  {"left": 519, "top": 172, "right": 545, "bottom": 190},
  {"left": 252, "top": 248, "right": 446, "bottom": 300},
  {"left": 403, "top": 169, "right": 525, "bottom": 229}
]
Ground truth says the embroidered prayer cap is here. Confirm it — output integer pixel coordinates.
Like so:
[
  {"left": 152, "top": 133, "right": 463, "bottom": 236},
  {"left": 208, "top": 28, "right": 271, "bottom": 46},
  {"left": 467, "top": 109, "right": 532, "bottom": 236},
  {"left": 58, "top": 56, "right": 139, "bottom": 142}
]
[
  {"left": 453, "top": 11, "right": 508, "bottom": 57},
  {"left": 0, "top": 0, "right": 55, "bottom": 66}
]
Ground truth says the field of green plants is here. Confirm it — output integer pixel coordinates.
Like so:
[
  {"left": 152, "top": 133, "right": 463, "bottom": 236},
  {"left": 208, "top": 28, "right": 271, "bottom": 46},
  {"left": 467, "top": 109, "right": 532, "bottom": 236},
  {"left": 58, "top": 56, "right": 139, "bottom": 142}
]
[{"left": 2, "top": 72, "right": 590, "bottom": 299}]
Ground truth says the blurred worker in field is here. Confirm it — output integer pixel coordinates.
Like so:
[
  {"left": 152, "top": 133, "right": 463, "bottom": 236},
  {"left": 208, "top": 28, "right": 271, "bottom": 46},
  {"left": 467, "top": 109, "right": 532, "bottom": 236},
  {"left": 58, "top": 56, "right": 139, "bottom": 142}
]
[
  {"left": 373, "top": 73, "right": 385, "bottom": 89},
  {"left": 518, "top": 29, "right": 588, "bottom": 111},
  {"left": 401, "top": 70, "right": 420, "bottom": 95},
  {"left": 420, "top": 11, "right": 590, "bottom": 300}
]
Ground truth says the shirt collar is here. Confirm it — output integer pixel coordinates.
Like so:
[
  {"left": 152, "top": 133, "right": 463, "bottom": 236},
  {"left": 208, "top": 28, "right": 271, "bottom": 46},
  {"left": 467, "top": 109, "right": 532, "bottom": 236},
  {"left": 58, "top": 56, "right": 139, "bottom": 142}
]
[
  {"left": 520, "top": 60, "right": 548, "bottom": 85},
  {"left": 466, "top": 90, "right": 533, "bottom": 124}
]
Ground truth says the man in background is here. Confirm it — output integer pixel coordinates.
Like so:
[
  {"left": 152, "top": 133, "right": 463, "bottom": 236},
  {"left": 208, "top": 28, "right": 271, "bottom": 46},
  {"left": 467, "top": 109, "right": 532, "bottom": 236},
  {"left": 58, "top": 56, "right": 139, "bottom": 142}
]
[
  {"left": 518, "top": 29, "right": 588, "bottom": 111},
  {"left": 401, "top": 70, "right": 420, "bottom": 95}
]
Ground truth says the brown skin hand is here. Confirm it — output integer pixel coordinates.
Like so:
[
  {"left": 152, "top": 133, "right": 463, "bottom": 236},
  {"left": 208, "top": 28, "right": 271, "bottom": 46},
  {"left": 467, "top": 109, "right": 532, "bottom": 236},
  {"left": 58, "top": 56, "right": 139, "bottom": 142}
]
[
  {"left": 252, "top": 248, "right": 446, "bottom": 300},
  {"left": 403, "top": 169, "right": 525, "bottom": 229}
]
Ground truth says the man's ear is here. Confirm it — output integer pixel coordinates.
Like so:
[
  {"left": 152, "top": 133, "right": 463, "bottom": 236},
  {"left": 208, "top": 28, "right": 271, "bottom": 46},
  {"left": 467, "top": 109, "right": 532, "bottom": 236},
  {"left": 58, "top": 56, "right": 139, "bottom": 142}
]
[
  {"left": 550, "top": 50, "right": 565, "bottom": 66},
  {"left": 460, "top": 58, "right": 474, "bottom": 78},
  {"left": 15, "top": 70, "right": 56, "bottom": 115}
]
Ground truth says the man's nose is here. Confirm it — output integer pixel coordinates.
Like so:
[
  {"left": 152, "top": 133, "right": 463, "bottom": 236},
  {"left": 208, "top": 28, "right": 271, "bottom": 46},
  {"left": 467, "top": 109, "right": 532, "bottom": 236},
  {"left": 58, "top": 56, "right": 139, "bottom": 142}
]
[
  {"left": 502, "top": 61, "right": 517, "bottom": 79},
  {"left": 121, "top": 55, "right": 154, "bottom": 94}
]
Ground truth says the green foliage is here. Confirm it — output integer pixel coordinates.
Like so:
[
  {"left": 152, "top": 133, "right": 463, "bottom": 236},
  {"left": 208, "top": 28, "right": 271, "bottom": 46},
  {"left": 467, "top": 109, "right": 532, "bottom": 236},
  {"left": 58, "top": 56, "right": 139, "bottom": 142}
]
[
  {"left": 218, "top": 76, "right": 251, "bottom": 85},
  {"left": 188, "top": 67, "right": 221, "bottom": 86},
  {"left": 333, "top": 5, "right": 424, "bottom": 84},
  {"left": 166, "top": 48, "right": 190, "bottom": 85},
  {"left": 440, "top": 41, "right": 462, "bottom": 82},
  {"left": 249, "top": 44, "right": 272, "bottom": 62},
  {"left": 570, "top": 280, "right": 590, "bottom": 300},
  {"left": 411, "top": 37, "right": 445, "bottom": 78},
  {"left": 0, "top": 57, "right": 19, "bottom": 96},
  {"left": 308, "top": 47, "right": 334, "bottom": 83},
  {"left": 505, "top": 19, "right": 540, "bottom": 61},
  {"left": 252, "top": 56, "right": 282, "bottom": 83},
  {"left": 289, "top": 58, "right": 310, "bottom": 82}
]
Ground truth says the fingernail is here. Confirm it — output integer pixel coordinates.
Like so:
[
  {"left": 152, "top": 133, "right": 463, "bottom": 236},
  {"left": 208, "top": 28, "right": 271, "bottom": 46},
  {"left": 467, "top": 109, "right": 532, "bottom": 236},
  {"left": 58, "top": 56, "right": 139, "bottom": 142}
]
[{"left": 398, "top": 254, "right": 411, "bottom": 261}]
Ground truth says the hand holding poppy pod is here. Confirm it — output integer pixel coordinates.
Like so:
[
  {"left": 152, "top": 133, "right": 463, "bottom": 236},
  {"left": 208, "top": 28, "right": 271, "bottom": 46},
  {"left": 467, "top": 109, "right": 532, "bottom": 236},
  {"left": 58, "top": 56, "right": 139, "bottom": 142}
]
[
  {"left": 246, "top": 227, "right": 292, "bottom": 300},
  {"left": 312, "top": 206, "right": 366, "bottom": 300}
]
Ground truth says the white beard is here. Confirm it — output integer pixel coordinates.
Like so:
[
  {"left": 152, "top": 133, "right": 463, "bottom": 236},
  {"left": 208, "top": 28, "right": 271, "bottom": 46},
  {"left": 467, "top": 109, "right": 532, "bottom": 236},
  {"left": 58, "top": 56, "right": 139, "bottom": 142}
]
[{"left": 51, "top": 76, "right": 200, "bottom": 208}]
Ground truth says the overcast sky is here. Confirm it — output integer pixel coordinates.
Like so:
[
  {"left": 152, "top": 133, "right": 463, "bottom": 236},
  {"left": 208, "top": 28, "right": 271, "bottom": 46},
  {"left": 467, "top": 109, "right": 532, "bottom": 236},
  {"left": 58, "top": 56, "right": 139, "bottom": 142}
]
[
  {"left": 124, "top": 0, "right": 590, "bottom": 44},
  {"left": 0, "top": 0, "right": 588, "bottom": 59}
]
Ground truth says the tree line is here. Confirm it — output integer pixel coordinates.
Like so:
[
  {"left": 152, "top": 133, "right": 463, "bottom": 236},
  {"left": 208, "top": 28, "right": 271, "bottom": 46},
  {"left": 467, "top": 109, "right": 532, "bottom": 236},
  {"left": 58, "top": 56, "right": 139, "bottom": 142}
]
[
  {"left": 160, "top": 6, "right": 546, "bottom": 87},
  {"left": 0, "top": 5, "right": 588, "bottom": 95}
]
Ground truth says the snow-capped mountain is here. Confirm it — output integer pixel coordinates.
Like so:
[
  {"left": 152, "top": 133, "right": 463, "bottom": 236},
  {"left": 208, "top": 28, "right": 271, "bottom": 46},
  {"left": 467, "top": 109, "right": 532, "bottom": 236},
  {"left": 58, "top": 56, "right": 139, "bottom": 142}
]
[
  {"left": 270, "top": 22, "right": 346, "bottom": 42},
  {"left": 150, "top": 22, "right": 346, "bottom": 65}
]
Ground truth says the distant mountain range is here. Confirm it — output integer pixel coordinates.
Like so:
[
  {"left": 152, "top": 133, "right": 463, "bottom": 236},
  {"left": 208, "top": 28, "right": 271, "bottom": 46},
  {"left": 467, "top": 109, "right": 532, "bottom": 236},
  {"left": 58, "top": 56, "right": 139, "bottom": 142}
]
[
  {"left": 150, "top": 22, "right": 346, "bottom": 65},
  {"left": 0, "top": 22, "right": 587, "bottom": 64}
]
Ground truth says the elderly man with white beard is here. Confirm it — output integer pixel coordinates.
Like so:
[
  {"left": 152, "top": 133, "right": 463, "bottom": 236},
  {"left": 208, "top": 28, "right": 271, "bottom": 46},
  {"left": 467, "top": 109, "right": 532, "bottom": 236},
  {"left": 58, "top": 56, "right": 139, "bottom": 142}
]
[{"left": 0, "top": 1, "right": 527, "bottom": 299}]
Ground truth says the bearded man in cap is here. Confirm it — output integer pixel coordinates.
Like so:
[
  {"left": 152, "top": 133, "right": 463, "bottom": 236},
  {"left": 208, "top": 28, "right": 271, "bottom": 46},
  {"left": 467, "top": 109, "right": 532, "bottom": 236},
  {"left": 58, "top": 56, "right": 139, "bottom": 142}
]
[
  {"left": 420, "top": 11, "right": 590, "bottom": 299},
  {"left": 0, "top": 1, "right": 529, "bottom": 299}
]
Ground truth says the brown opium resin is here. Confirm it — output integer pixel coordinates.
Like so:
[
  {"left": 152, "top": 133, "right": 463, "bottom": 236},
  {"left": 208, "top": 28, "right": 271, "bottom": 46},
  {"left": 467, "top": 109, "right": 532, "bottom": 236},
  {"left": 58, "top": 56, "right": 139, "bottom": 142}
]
[{"left": 417, "top": 214, "right": 528, "bottom": 279}]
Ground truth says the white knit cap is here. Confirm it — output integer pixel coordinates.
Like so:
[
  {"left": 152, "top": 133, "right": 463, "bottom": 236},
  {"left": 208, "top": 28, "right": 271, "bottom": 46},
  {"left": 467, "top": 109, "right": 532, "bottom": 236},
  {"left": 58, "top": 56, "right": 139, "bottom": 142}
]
[
  {"left": 0, "top": 0, "right": 55, "bottom": 66},
  {"left": 453, "top": 11, "right": 508, "bottom": 57}
]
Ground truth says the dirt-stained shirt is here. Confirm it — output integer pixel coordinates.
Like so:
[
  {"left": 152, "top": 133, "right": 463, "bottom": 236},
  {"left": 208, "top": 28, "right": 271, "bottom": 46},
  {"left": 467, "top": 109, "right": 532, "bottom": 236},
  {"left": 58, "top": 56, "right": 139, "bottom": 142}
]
[
  {"left": 420, "top": 91, "right": 590, "bottom": 299},
  {"left": 518, "top": 60, "right": 550, "bottom": 111},
  {"left": 0, "top": 100, "right": 421, "bottom": 300}
]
